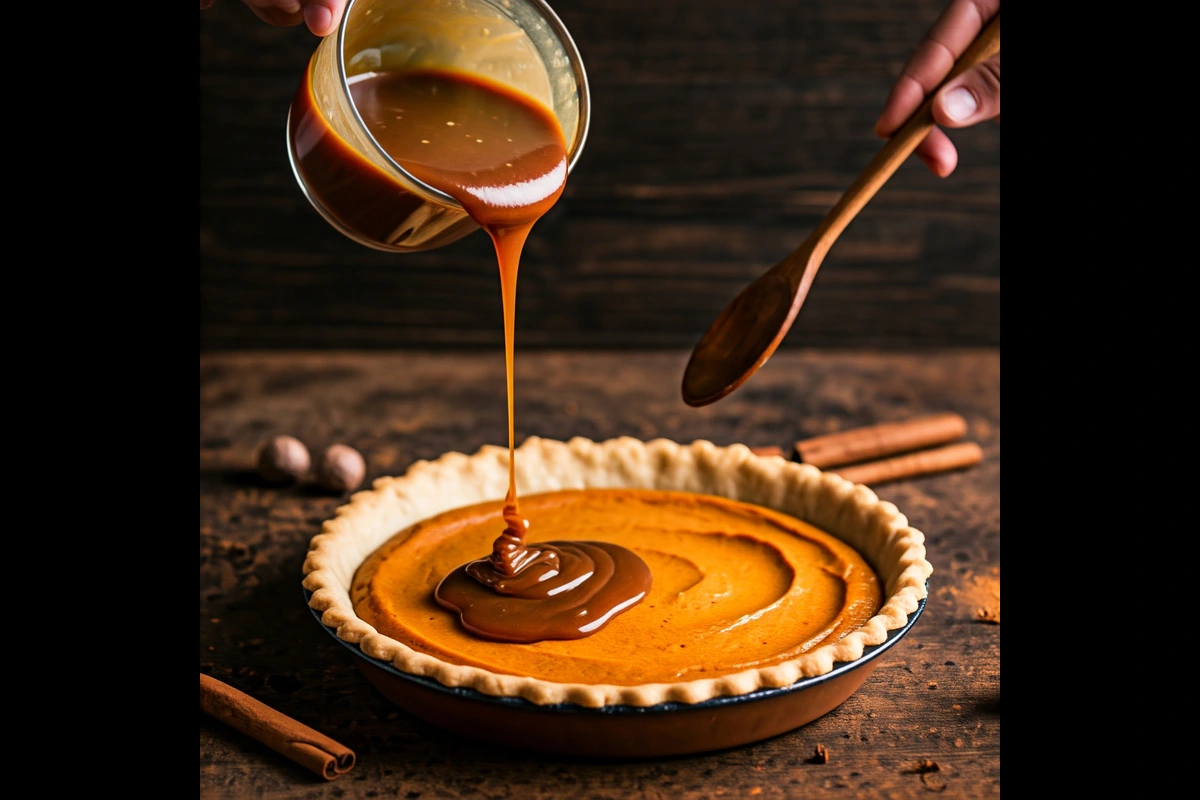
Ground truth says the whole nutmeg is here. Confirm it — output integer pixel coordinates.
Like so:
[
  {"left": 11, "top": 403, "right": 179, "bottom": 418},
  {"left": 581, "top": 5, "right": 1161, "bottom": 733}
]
[
  {"left": 257, "top": 435, "right": 311, "bottom": 484},
  {"left": 317, "top": 444, "right": 366, "bottom": 493}
]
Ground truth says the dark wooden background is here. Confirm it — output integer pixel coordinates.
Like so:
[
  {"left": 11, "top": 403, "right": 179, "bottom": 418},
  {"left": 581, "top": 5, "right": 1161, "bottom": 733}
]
[{"left": 199, "top": 0, "right": 1000, "bottom": 351}]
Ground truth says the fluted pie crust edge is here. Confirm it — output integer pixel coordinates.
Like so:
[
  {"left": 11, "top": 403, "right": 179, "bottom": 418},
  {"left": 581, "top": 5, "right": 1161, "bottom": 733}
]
[{"left": 302, "top": 436, "right": 933, "bottom": 708}]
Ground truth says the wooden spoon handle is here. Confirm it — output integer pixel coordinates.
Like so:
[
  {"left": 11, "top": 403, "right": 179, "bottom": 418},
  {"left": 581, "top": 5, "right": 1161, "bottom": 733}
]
[{"left": 813, "top": 12, "right": 1000, "bottom": 248}]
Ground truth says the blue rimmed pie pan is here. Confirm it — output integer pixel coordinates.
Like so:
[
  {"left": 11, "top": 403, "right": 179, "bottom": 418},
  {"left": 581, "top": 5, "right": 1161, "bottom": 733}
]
[{"left": 304, "top": 585, "right": 926, "bottom": 758}]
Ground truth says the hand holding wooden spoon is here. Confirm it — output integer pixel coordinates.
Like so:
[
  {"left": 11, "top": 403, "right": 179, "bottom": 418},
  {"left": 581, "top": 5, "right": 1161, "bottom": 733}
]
[
  {"left": 681, "top": 10, "right": 999, "bottom": 408},
  {"left": 876, "top": 0, "right": 1002, "bottom": 177}
]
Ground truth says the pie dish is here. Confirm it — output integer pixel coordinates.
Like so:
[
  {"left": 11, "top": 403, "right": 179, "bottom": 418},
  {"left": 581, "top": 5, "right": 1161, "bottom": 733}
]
[{"left": 302, "top": 436, "right": 932, "bottom": 754}]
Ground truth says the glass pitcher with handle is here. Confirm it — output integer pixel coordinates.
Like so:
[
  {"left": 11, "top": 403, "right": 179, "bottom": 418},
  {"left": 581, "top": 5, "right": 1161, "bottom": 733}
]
[{"left": 286, "top": 0, "right": 589, "bottom": 252}]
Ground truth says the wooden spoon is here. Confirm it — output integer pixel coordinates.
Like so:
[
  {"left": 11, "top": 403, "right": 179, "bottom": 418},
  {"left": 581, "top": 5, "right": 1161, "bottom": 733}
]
[{"left": 681, "top": 13, "right": 1000, "bottom": 407}]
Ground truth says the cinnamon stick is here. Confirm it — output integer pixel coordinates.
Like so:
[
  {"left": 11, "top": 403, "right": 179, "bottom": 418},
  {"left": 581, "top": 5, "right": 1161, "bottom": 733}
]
[
  {"left": 199, "top": 673, "right": 355, "bottom": 780},
  {"left": 795, "top": 413, "right": 968, "bottom": 469},
  {"left": 830, "top": 442, "right": 983, "bottom": 486},
  {"left": 749, "top": 446, "right": 786, "bottom": 459}
]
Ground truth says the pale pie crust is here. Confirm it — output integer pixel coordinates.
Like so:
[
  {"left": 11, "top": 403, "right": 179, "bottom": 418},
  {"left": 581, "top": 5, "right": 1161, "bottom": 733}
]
[{"left": 302, "top": 436, "right": 933, "bottom": 708}]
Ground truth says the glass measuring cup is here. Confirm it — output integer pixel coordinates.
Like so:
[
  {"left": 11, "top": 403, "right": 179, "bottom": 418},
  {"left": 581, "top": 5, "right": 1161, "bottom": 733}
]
[{"left": 286, "top": 0, "right": 590, "bottom": 252}]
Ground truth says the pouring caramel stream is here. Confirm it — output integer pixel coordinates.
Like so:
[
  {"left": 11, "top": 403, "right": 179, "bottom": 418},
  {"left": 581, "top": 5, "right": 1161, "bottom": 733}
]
[{"left": 348, "top": 67, "right": 650, "bottom": 642}]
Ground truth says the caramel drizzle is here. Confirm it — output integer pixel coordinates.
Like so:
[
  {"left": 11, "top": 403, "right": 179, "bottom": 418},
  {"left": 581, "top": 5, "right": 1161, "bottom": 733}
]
[{"left": 350, "top": 67, "right": 650, "bottom": 642}]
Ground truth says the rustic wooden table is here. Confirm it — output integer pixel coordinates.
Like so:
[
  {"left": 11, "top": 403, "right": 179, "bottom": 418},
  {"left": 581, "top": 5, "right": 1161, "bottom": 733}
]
[{"left": 200, "top": 349, "right": 1000, "bottom": 798}]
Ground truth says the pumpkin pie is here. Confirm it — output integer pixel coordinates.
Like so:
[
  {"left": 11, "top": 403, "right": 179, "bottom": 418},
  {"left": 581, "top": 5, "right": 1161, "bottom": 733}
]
[{"left": 302, "top": 436, "right": 932, "bottom": 708}]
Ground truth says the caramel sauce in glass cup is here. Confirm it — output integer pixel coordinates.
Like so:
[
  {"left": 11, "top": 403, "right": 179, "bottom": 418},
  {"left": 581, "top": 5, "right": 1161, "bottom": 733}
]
[{"left": 286, "top": 0, "right": 590, "bottom": 252}]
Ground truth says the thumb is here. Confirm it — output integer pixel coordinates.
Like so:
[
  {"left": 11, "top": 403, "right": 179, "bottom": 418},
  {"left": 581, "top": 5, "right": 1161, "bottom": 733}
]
[
  {"left": 301, "top": 0, "right": 345, "bottom": 36},
  {"left": 932, "top": 54, "right": 1000, "bottom": 128}
]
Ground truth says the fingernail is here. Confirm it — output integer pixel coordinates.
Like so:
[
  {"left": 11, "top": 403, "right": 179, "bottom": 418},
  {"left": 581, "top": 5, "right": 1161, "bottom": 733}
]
[
  {"left": 305, "top": 4, "right": 333, "bottom": 34},
  {"left": 941, "top": 87, "right": 978, "bottom": 122}
]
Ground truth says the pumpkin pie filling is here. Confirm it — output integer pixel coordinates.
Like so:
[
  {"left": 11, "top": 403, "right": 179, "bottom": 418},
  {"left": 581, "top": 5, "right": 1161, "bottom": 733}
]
[{"left": 351, "top": 487, "right": 883, "bottom": 686}]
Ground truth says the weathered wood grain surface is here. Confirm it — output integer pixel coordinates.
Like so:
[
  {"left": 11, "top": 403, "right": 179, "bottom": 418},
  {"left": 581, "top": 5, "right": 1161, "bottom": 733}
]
[
  {"left": 199, "top": 349, "right": 1000, "bottom": 799},
  {"left": 199, "top": 0, "right": 1000, "bottom": 350}
]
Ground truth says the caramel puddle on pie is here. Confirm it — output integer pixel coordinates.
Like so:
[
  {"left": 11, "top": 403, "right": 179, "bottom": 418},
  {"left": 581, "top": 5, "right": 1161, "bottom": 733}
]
[
  {"left": 352, "top": 489, "right": 884, "bottom": 685},
  {"left": 349, "top": 67, "right": 651, "bottom": 641}
]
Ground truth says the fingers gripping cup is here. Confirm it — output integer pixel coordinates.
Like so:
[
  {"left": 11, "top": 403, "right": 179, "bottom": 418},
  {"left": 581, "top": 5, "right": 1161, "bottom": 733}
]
[{"left": 287, "top": 0, "right": 590, "bottom": 252}]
